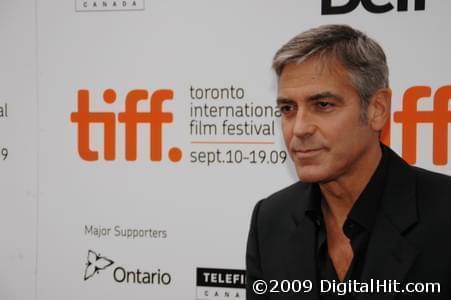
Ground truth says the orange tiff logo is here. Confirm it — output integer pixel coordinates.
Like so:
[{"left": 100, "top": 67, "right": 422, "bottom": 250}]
[
  {"left": 70, "top": 89, "right": 182, "bottom": 162},
  {"left": 381, "top": 85, "right": 451, "bottom": 165}
]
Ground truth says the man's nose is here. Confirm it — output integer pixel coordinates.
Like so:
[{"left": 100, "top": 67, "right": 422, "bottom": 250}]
[{"left": 292, "top": 108, "right": 316, "bottom": 138}]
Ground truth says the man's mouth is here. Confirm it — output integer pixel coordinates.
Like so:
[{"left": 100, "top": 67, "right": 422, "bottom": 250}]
[{"left": 292, "top": 148, "right": 323, "bottom": 159}]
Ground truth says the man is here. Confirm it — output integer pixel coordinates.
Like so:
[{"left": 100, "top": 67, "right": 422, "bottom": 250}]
[{"left": 246, "top": 24, "right": 451, "bottom": 300}]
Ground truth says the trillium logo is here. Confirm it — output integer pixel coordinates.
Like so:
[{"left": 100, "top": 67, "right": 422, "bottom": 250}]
[{"left": 84, "top": 250, "right": 115, "bottom": 280}]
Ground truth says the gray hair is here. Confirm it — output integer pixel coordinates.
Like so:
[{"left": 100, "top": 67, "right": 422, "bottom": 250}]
[{"left": 273, "top": 24, "right": 389, "bottom": 117}]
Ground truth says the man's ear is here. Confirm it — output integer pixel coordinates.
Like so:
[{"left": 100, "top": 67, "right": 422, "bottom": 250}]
[{"left": 367, "top": 88, "right": 391, "bottom": 131}]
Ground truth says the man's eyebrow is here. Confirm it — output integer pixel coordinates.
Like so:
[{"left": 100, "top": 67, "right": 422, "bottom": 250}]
[
  {"left": 276, "top": 97, "right": 295, "bottom": 105},
  {"left": 276, "top": 92, "right": 344, "bottom": 105},
  {"left": 307, "top": 92, "right": 344, "bottom": 102}
]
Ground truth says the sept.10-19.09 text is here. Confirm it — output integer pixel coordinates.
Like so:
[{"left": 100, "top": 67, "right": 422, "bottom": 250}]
[{"left": 190, "top": 149, "right": 287, "bottom": 166}]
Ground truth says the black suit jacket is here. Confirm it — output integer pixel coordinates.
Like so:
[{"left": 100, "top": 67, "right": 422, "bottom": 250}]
[{"left": 246, "top": 147, "right": 451, "bottom": 299}]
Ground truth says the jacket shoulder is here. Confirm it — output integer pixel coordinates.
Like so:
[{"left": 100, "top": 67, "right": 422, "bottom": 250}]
[
  {"left": 411, "top": 165, "right": 451, "bottom": 211},
  {"left": 411, "top": 165, "right": 451, "bottom": 187}
]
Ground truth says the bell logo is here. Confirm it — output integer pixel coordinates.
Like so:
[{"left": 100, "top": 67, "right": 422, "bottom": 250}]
[
  {"left": 321, "top": 0, "right": 426, "bottom": 15},
  {"left": 381, "top": 85, "right": 451, "bottom": 166},
  {"left": 70, "top": 89, "right": 183, "bottom": 162}
]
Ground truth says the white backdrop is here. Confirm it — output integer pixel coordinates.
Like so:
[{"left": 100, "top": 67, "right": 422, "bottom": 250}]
[{"left": 1, "top": 1, "right": 450, "bottom": 299}]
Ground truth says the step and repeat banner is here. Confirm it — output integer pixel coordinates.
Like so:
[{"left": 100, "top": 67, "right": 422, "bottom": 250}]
[{"left": 1, "top": 1, "right": 450, "bottom": 300}]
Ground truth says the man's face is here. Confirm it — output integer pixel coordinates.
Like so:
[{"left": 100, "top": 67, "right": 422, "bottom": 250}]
[{"left": 277, "top": 58, "right": 378, "bottom": 183}]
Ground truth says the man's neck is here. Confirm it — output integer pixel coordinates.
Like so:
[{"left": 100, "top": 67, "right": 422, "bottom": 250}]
[{"left": 319, "top": 144, "right": 382, "bottom": 228}]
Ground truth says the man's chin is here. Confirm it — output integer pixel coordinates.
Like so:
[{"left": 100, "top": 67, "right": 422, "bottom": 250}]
[{"left": 295, "top": 167, "right": 327, "bottom": 183}]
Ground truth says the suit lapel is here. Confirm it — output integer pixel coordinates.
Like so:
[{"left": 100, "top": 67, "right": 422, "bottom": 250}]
[
  {"left": 358, "top": 147, "right": 419, "bottom": 300},
  {"left": 358, "top": 213, "right": 418, "bottom": 300},
  {"left": 284, "top": 184, "right": 320, "bottom": 300}
]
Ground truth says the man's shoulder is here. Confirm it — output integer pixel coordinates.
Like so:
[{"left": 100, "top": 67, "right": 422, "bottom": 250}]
[
  {"left": 402, "top": 165, "right": 451, "bottom": 253},
  {"left": 385, "top": 145, "right": 451, "bottom": 194},
  {"left": 389, "top": 159, "right": 451, "bottom": 227},
  {"left": 410, "top": 165, "right": 451, "bottom": 210},
  {"left": 384, "top": 146, "right": 451, "bottom": 185},
  {"left": 411, "top": 164, "right": 451, "bottom": 188}
]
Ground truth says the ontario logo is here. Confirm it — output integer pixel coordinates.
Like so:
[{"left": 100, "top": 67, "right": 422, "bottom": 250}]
[
  {"left": 70, "top": 88, "right": 182, "bottom": 162},
  {"left": 83, "top": 249, "right": 172, "bottom": 285}
]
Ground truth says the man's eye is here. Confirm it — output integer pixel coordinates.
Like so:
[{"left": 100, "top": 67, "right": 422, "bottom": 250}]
[
  {"left": 278, "top": 104, "right": 296, "bottom": 113},
  {"left": 316, "top": 101, "right": 334, "bottom": 109}
]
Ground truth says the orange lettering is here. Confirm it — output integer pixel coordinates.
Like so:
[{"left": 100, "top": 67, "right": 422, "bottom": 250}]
[
  {"left": 117, "top": 89, "right": 174, "bottom": 161},
  {"left": 71, "top": 89, "right": 182, "bottom": 162},
  {"left": 393, "top": 86, "right": 431, "bottom": 164},
  {"left": 70, "top": 89, "right": 116, "bottom": 161},
  {"left": 392, "top": 85, "right": 451, "bottom": 165},
  {"left": 432, "top": 86, "right": 451, "bottom": 165}
]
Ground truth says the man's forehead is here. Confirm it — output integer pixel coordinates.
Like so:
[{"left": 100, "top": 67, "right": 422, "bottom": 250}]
[
  {"left": 279, "top": 57, "right": 348, "bottom": 83},
  {"left": 277, "top": 58, "right": 354, "bottom": 95}
]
